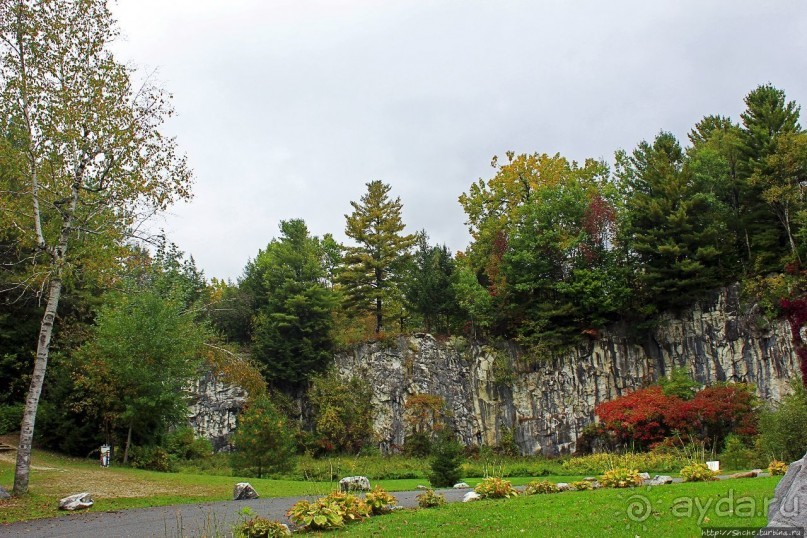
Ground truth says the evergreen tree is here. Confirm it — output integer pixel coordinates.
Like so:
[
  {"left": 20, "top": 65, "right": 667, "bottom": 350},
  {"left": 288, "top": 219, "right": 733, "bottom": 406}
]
[
  {"left": 404, "top": 234, "right": 460, "bottom": 334},
  {"left": 231, "top": 395, "right": 296, "bottom": 478},
  {"left": 738, "top": 84, "right": 803, "bottom": 272},
  {"left": 619, "top": 132, "right": 733, "bottom": 314},
  {"left": 338, "top": 181, "right": 416, "bottom": 334},
  {"left": 250, "top": 219, "right": 338, "bottom": 386}
]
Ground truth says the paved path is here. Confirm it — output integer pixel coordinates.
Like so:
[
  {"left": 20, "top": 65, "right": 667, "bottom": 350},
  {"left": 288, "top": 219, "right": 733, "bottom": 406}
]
[{"left": 0, "top": 488, "right": 471, "bottom": 538}]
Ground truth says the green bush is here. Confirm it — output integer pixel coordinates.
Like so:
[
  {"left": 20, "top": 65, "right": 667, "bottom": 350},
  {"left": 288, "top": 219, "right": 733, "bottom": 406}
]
[
  {"left": 403, "top": 432, "right": 432, "bottom": 457},
  {"left": 719, "top": 434, "right": 757, "bottom": 470},
  {"left": 759, "top": 381, "right": 807, "bottom": 462},
  {"left": 165, "top": 427, "right": 212, "bottom": 460},
  {"left": 416, "top": 488, "right": 446, "bottom": 508},
  {"left": 323, "top": 491, "right": 370, "bottom": 522},
  {"left": 428, "top": 430, "right": 464, "bottom": 487},
  {"left": 599, "top": 468, "right": 643, "bottom": 488},
  {"left": 680, "top": 463, "right": 718, "bottom": 482},
  {"left": 233, "top": 515, "right": 291, "bottom": 537},
  {"left": 286, "top": 499, "right": 344, "bottom": 530},
  {"left": 524, "top": 480, "right": 559, "bottom": 495},
  {"left": 364, "top": 486, "right": 397, "bottom": 515},
  {"left": 0, "top": 404, "right": 23, "bottom": 435},
  {"left": 571, "top": 480, "right": 593, "bottom": 491},
  {"left": 128, "top": 446, "right": 171, "bottom": 472},
  {"left": 474, "top": 477, "right": 519, "bottom": 499}
]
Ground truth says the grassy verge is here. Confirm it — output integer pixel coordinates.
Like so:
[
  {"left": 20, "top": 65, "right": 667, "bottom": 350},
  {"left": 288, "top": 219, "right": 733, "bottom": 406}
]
[
  {"left": 331, "top": 477, "right": 780, "bottom": 537},
  {"left": 0, "top": 445, "right": 584, "bottom": 524}
]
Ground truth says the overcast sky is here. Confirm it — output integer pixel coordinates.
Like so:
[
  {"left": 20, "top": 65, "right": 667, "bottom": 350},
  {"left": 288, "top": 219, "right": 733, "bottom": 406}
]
[{"left": 109, "top": 0, "right": 807, "bottom": 282}]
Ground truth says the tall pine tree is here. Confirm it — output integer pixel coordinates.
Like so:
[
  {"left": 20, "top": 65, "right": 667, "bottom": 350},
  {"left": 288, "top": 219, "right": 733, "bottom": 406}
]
[
  {"left": 251, "top": 219, "right": 338, "bottom": 386},
  {"left": 339, "top": 181, "right": 415, "bottom": 334},
  {"left": 619, "top": 132, "right": 733, "bottom": 314}
]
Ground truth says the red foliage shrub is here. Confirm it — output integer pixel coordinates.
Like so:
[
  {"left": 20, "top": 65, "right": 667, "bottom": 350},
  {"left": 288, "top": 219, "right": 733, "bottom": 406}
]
[
  {"left": 594, "top": 383, "right": 758, "bottom": 450},
  {"left": 595, "top": 386, "right": 683, "bottom": 448}
]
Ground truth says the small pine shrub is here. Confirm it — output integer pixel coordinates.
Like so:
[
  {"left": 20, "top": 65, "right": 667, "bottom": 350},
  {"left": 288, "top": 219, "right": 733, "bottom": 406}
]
[
  {"left": 323, "top": 491, "right": 370, "bottom": 522},
  {"left": 571, "top": 481, "right": 593, "bottom": 491},
  {"left": 719, "top": 434, "right": 756, "bottom": 470},
  {"left": 416, "top": 489, "right": 446, "bottom": 508},
  {"left": 428, "top": 430, "right": 464, "bottom": 488},
  {"left": 474, "top": 477, "right": 518, "bottom": 499},
  {"left": 680, "top": 463, "right": 718, "bottom": 482},
  {"left": 233, "top": 516, "right": 291, "bottom": 538},
  {"left": 286, "top": 499, "right": 344, "bottom": 530},
  {"left": 364, "top": 486, "right": 397, "bottom": 515},
  {"left": 524, "top": 480, "right": 559, "bottom": 495},
  {"left": 599, "top": 468, "right": 643, "bottom": 488},
  {"left": 768, "top": 460, "right": 789, "bottom": 476}
]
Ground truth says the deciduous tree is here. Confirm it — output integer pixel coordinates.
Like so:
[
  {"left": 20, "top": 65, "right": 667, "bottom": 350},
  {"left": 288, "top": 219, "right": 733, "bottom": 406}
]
[{"left": 0, "top": 0, "right": 192, "bottom": 494}]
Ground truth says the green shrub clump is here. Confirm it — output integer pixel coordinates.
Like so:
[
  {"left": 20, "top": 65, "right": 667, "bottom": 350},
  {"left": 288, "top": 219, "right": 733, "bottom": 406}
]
[
  {"left": 323, "top": 491, "right": 370, "bottom": 522},
  {"left": 599, "top": 468, "right": 643, "bottom": 488},
  {"left": 571, "top": 480, "right": 593, "bottom": 491},
  {"left": 719, "top": 434, "right": 758, "bottom": 471},
  {"left": 128, "top": 446, "right": 171, "bottom": 472},
  {"left": 233, "top": 516, "right": 291, "bottom": 538},
  {"left": 474, "top": 477, "right": 519, "bottom": 499},
  {"left": 524, "top": 480, "right": 559, "bottom": 495},
  {"left": 680, "top": 463, "right": 718, "bottom": 482},
  {"left": 416, "top": 488, "right": 446, "bottom": 508},
  {"left": 364, "top": 486, "right": 398, "bottom": 515},
  {"left": 286, "top": 499, "right": 344, "bottom": 530}
]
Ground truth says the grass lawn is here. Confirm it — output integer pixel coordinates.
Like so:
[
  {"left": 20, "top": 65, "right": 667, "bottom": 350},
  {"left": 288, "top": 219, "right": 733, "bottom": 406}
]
[
  {"left": 0, "top": 442, "right": 582, "bottom": 524},
  {"left": 0, "top": 438, "right": 781, "bottom": 536},
  {"left": 331, "top": 477, "right": 780, "bottom": 537}
]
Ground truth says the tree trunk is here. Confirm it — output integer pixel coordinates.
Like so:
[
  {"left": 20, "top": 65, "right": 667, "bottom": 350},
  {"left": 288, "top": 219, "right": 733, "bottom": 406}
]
[
  {"left": 123, "top": 421, "right": 133, "bottom": 465},
  {"left": 13, "top": 276, "right": 63, "bottom": 496}
]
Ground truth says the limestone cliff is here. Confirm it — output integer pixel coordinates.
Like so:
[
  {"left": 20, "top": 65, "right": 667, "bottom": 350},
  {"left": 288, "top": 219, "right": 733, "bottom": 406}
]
[
  {"left": 189, "top": 285, "right": 801, "bottom": 455},
  {"left": 333, "top": 285, "right": 800, "bottom": 455},
  {"left": 187, "top": 370, "right": 248, "bottom": 451}
]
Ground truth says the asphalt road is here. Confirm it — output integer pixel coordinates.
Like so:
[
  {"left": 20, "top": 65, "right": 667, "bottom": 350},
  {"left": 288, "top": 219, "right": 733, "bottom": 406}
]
[{"left": 0, "top": 488, "right": 472, "bottom": 538}]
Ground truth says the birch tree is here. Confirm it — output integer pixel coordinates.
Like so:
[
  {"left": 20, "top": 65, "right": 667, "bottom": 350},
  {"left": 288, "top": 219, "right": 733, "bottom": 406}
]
[{"left": 0, "top": 0, "right": 192, "bottom": 495}]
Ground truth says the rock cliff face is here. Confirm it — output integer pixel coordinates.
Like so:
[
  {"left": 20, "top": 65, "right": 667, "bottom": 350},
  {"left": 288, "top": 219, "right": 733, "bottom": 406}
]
[
  {"left": 188, "top": 370, "right": 248, "bottom": 451},
  {"left": 332, "top": 286, "right": 801, "bottom": 456}
]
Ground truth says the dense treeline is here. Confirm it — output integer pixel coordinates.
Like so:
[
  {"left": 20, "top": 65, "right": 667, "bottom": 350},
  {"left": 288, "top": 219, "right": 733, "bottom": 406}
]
[{"left": 3, "top": 82, "right": 807, "bottom": 467}]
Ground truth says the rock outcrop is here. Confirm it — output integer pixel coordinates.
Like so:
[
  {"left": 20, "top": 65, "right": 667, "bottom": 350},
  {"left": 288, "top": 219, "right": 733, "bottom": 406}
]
[
  {"left": 187, "top": 370, "right": 248, "bottom": 451},
  {"left": 332, "top": 285, "right": 800, "bottom": 455},
  {"left": 767, "top": 451, "right": 807, "bottom": 529},
  {"left": 188, "top": 285, "right": 801, "bottom": 455}
]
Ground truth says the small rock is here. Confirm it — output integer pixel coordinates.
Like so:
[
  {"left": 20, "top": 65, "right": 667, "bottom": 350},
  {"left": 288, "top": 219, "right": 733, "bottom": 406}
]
[
  {"left": 416, "top": 485, "right": 428, "bottom": 490},
  {"left": 556, "top": 483, "right": 571, "bottom": 491},
  {"left": 729, "top": 471, "right": 759, "bottom": 479},
  {"left": 462, "top": 491, "right": 481, "bottom": 502},
  {"left": 638, "top": 472, "right": 651, "bottom": 480},
  {"left": 339, "top": 476, "right": 371, "bottom": 492},
  {"left": 583, "top": 477, "right": 597, "bottom": 482},
  {"left": 59, "top": 492, "right": 93, "bottom": 511},
  {"left": 645, "top": 475, "right": 673, "bottom": 486},
  {"left": 453, "top": 482, "right": 470, "bottom": 489},
  {"left": 0, "top": 486, "right": 10, "bottom": 500},
  {"left": 233, "top": 482, "right": 259, "bottom": 500}
]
